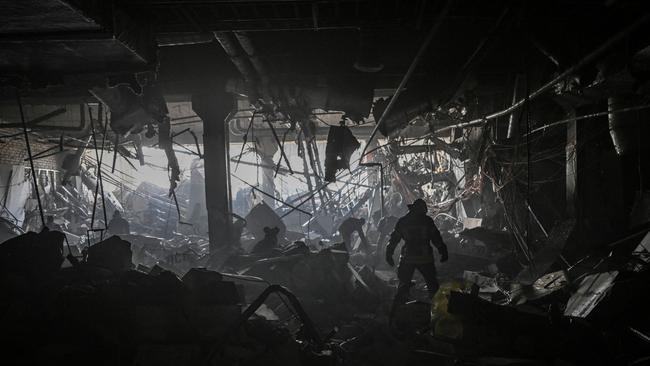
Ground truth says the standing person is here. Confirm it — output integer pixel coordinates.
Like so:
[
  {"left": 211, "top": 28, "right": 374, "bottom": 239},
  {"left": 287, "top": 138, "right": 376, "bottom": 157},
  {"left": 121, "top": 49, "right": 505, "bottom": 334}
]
[
  {"left": 251, "top": 226, "right": 280, "bottom": 255},
  {"left": 107, "top": 210, "right": 130, "bottom": 235},
  {"left": 23, "top": 195, "right": 39, "bottom": 232},
  {"left": 385, "top": 199, "right": 448, "bottom": 314},
  {"left": 45, "top": 216, "right": 63, "bottom": 232},
  {"left": 338, "top": 217, "right": 370, "bottom": 253},
  {"left": 230, "top": 214, "right": 247, "bottom": 249}
]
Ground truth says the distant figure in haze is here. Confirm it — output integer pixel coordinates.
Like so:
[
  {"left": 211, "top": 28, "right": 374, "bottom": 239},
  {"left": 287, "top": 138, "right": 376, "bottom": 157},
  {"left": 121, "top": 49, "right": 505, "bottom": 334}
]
[
  {"left": 339, "top": 217, "right": 370, "bottom": 253},
  {"left": 375, "top": 215, "right": 399, "bottom": 265},
  {"left": 385, "top": 199, "right": 448, "bottom": 316},
  {"left": 252, "top": 226, "right": 280, "bottom": 255},
  {"left": 231, "top": 215, "right": 247, "bottom": 249},
  {"left": 108, "top": 210, "right": 130, "bottom": 235},
  {"left": 45, "top": 216, "right": 63, "bottom": 232}
]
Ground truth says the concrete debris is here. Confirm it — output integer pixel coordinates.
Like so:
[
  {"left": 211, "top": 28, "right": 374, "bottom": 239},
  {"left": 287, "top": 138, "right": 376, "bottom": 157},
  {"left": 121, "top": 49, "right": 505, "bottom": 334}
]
[
  {"left": 446, "top": 290, "right": 609, "bottom": 363},
  {"left": 463, "top": 270, "right": 499, "bottom": 294},
  {"left": 3, "top": 4, "right": 650, "bottom": 363},
  {"left": 86, "top": 235, "right": 133, "bottom": 273},
  {"left": 516, "top": 220, "right": 575, "bottom": 286},
  {"left": 2, "top": 177, "right": 650, "bottom": 365},
  {"left": 0, "top": 229, "right": 64, "bottom": 285}
]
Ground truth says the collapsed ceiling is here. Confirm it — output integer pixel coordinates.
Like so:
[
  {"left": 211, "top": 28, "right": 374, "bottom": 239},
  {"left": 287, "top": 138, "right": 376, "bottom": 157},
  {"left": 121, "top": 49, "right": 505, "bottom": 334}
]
[{"left": 2, "top": 1, "right": 650, "bottom": 365}]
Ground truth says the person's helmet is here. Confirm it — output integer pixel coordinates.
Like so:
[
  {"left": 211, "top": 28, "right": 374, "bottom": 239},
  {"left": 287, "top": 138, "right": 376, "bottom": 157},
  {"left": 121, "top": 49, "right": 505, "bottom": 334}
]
[{"left": 407, "top": 199, "right": 428, "bottom": 214}]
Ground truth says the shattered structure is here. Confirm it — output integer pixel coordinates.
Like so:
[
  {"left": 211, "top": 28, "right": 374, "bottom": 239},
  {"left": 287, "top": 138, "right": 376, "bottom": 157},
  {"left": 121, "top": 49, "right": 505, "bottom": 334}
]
[{"left": 1, "top": 1, "right": 650, "bottom": 365}]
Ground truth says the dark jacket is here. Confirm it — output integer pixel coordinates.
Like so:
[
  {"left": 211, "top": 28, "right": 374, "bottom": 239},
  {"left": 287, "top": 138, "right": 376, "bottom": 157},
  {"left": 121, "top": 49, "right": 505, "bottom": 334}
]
[
  {"left": 386, "top": 212, "right": 447, "bottom": 264},
  {"left": 252, "top": 227, "right": 280, "bottom": 255}
]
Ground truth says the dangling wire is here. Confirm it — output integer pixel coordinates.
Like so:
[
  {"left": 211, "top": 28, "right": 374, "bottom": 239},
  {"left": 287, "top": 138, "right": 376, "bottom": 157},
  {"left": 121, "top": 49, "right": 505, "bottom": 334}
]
[
  {"left": 524, "top": 14, "right": 534, "bottom": 269},
  {"left": 16, "top": 92, "right": 45, "bottom": 228},
  {"left": 234, "top": 111, "right": 256, "bottom": 171},
  {"left": 251, "top": 115, "right": 260, "bottom": 187}
]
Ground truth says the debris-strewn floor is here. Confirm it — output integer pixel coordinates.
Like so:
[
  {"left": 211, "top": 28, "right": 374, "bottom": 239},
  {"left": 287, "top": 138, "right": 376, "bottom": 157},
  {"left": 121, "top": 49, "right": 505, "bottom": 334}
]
[
  {"left": 2, "top": 227, "right": 650, "bottom": 366},
  {"left": 2, "top": 5, "right": 650, "bottom": 365}
]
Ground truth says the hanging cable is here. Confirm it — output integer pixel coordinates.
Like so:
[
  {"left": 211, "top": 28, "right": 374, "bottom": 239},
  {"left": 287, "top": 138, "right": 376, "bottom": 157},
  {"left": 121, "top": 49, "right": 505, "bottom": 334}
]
[
  {"left": 16, "top": 92, "right": 45, "bottom": 228},
  {"left": 435, "top": 12, "right": 650, "bottom": 134}
]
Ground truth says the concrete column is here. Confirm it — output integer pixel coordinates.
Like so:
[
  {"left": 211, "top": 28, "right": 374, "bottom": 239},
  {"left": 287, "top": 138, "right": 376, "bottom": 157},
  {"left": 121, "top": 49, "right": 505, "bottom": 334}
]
[
  {"left": 255, "top": 136, "right": 278, "bottom": 208},
  {"left": 192, "top": 91, "right": 234, "bottom": 252},
  {"left": 566, "top": 103, "right": 625, "bottom": 256}
]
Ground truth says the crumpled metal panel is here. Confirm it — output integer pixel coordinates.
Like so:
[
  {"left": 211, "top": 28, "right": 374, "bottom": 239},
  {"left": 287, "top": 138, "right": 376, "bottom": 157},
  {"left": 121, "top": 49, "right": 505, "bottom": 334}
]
[
  {"left": 516, "top": 219, "right": 575, "bottom": 285},
  {"left": 564, "top": 271, "right": 618, "bottom": 318}
]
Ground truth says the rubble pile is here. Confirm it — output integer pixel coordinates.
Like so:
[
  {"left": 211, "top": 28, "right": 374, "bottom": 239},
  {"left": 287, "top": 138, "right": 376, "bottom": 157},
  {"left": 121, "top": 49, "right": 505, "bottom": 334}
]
[
  {"left": 2, "top": 223, "right": 649, "bottom": 365},
  {"left": 2, "top": 2, "right": 650, "bottom": 364},
  {"left": 0, "top": 231, "right": 340, "bottom": 366}
]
